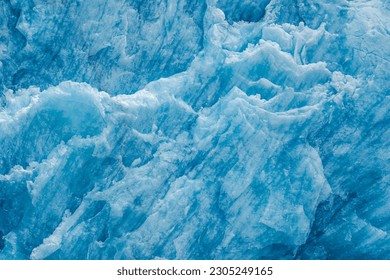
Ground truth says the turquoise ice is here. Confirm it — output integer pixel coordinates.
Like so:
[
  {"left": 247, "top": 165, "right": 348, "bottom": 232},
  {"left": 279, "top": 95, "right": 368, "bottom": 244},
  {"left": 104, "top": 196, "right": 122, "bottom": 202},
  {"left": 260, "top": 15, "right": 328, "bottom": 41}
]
[{"left": 0, "top": 0, "right": 389, "bottom": 259}]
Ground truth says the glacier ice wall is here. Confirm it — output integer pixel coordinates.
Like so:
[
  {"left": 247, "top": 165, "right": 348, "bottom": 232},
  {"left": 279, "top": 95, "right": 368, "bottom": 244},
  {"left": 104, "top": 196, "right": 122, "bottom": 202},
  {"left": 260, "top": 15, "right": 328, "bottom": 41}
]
[
  {"left": 0, "top": 0, "right": 389, "bottom": 259},
  {"left": 0, "top": 0, "right": 206, "bottom": 94}
]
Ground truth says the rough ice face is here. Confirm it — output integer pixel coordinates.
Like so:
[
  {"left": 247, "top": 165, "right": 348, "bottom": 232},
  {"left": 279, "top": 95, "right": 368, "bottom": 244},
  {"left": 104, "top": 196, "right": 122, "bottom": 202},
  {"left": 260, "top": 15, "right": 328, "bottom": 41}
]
[
  {"left": 0, "top": 0, "right": 389, "bottom": 259},
  {"left": 0, "top": 0, "right": 206, "bottom": 94}
]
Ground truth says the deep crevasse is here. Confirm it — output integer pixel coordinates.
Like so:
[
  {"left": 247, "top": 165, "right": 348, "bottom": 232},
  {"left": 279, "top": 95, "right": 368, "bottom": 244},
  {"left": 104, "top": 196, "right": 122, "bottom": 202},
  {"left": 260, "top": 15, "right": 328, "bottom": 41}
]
[{"left": 0, "top": 0, "right": 389, "bottom": 259}]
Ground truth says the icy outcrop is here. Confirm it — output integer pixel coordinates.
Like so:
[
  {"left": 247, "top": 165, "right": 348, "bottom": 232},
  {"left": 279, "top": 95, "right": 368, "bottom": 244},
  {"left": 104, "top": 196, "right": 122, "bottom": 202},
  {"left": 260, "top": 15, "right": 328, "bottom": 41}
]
[{"left": 0, "top": 0, "right": 389, "bottom": 259}]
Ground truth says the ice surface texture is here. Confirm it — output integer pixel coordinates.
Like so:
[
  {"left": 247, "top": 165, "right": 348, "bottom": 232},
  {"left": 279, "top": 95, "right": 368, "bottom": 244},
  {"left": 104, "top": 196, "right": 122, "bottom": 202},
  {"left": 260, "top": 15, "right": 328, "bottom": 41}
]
[{"left": 0, "top": 0, "right": 389, "bottom": 259}]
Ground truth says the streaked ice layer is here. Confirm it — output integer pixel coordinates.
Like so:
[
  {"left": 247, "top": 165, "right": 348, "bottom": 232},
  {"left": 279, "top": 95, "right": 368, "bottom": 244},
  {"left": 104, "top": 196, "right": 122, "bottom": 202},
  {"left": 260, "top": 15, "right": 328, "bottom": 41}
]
[{"left": 0, "top": 0, "right": 389, "bottom": 259}]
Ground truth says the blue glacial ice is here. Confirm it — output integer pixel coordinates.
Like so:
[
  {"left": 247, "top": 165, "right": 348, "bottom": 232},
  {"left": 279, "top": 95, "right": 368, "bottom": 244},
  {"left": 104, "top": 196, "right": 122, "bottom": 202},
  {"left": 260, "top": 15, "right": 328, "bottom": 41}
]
[{"left": 0, "top": 0, "right": 389, "bottom": 259}]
